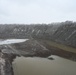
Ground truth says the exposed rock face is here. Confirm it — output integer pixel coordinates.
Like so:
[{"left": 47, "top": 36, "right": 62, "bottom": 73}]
[
  {"left": 52, "top": 23, "right": 76, "bottom": 47},
  {"left": 0, "top": 21, "right": 76, "bottom": 75},
  {"left": 0, "top": 21, "right": 76, "bottom": 47},
  {"left": 0, "top": 24, "right": 60, "bottom": 39}
]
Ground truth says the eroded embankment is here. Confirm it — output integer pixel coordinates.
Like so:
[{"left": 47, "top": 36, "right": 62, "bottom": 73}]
[
  {"left": 0, "top": 38, "right": 76, "bottom": 75},
  {"left": 0, "top": 39, "right": 51, "bottom": 75},
  {"left": 0, "top": 52, "right": 16, "bottom": 75},
  {"left": 38, "top": 39, "right": 76, "bottom": 61}
]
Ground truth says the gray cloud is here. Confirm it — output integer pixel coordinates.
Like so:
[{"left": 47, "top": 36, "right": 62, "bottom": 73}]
[{"left": 0, "top": 0, "right": 76, "bottom": 24}]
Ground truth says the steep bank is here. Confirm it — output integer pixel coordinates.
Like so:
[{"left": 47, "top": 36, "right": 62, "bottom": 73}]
[
  {"left": 0, "top": 52, "right": 16, "bottom": 75},
  {"left": 38, "top": 39, "right": 76, "bottom": 61},
  {"left": 0, "top": 21, "right": 76, "bottom": 75},
  {"left": 0, "top": 21, "right": 76, "bottom": 48},
  {"left": 0, "top": 39, "right": 51, "bottom": 75}
]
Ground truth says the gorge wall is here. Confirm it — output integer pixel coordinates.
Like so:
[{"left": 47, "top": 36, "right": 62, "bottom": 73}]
[{"left": 0, "top": 21, "right": 76, "bottom": 48}]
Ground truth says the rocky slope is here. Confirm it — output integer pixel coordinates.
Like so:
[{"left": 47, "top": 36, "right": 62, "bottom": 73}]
[
  {"left": 0, "top": 21, "right": 76, "bottom": 47},
  {"left": 0, "top": 21, "right": 76, "bottom": 75}
]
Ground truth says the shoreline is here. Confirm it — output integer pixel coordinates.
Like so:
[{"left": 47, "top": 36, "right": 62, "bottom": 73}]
[{"left": 0, "top": 39, "right": 76, "bottom": 75}]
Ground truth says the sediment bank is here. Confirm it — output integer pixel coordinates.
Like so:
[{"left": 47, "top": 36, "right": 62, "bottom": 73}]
[{"left": 0, "top": 38, "right": 76, "bottom": 75}]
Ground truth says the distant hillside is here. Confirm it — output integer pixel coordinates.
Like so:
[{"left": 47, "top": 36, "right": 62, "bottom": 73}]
[{"left": 0, "top": 21, "right": 76, "bottom": 47}]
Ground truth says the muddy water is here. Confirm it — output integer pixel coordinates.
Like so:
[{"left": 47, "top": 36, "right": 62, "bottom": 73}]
[{"left": 13, "top": 55, "right": 76, "bottom": 75}]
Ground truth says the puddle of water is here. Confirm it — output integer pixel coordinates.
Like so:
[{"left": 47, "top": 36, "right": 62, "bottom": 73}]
[
  {"left": 0, "top": 39, "right": 28, "bottom": 45},
  {"left": 13, "top": 55, "right": 76, "bottom": 75}
]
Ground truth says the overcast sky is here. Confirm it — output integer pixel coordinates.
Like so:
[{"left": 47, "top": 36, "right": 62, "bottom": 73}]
[{"left": 0, "top": 0, "right": 76, "bottom": 24}]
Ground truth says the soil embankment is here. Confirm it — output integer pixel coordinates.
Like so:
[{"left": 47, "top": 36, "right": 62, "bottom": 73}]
[
  {"left": 38, "top": 39, "right": 76, "bottom": 61},
  {"left": 0, "top": 39, "right": 51, "bottom": 75},
  {"left": 0, "top": 38, "right": 76, "bottom": 75},
  {"left": 0, "top": 21, "right": 76, "bottom": 75}
]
